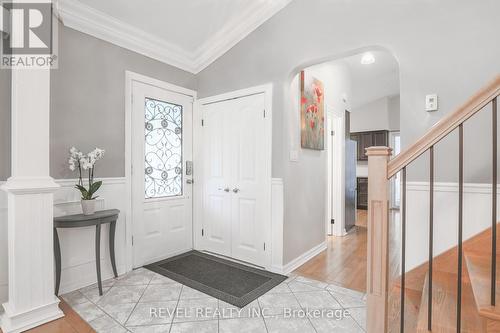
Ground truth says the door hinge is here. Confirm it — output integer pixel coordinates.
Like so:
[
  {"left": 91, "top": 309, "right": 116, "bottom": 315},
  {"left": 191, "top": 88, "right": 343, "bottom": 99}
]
[
  {"left": 132, "top": 236, "right": 134, "bottom": 246},
  {"left": 201, "top": 119, "right": 204, "bottom": 126},
  {"left": 263, "top": 109, "right": 266, "bottom": 118},
  {"left": 264, "top": 242, "right": 266, "bottom": 251},
  {"left": 202, "top": 229, "right": 204, "bottom": 237}
]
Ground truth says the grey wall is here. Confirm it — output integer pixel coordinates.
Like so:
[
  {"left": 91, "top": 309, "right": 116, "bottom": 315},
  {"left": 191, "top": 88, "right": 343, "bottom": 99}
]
[
  {"left": 196, "top": 0, "right": 500, "bottom": 264},
  {"left": 0, "top": 69, "right": 10, "bottom": 181},
  {"left": 50, "top": 24, "right": 197, "bottom": 178},
  {"left": 388, "top": 95, "right": 400, "bottom": 131},
  {"left": 351, "top": 97, "right": 399, "bottom": 133}
]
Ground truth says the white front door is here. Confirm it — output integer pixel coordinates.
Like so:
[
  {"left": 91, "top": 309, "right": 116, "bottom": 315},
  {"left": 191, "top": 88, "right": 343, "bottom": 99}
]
[
  {"left": 201, "top": 93, "right": 270, "bottom": 267},
  {"left": 132, "top": 81, "right": 193, "bottom": 267}
]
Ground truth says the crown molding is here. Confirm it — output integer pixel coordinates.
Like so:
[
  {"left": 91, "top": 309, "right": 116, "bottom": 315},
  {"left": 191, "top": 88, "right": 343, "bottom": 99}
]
[
  {"left": 191, "top": 0, "right": 292, "bottom": 72},
  {"left": 58, "top": 0, "right": 292, "bottom": 74},
  {"left": 58, "top": 0, "right": 197, "bottom": 73}
]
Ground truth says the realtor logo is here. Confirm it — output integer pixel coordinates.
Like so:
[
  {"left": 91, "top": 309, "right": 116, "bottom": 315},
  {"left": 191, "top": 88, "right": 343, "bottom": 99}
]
[{"left": 1, "top": 0, "right": 58, "bottom": 68}]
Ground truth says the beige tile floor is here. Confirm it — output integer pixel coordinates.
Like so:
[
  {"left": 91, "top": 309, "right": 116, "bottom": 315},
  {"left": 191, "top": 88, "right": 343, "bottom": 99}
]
[{"left": 62, "top": 268, "right": 366, "bottom": 333}]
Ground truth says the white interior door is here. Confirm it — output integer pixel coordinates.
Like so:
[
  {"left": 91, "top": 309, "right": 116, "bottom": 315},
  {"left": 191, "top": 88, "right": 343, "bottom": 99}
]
[
  {"left": 201, "top": 93, "right": 270, "bottom": 267},
  {"left": 230, "top": 94, "right": 268, "bottom": 266},
  {"left": 132, "top": 81, "right": 193, "bottom": 267},
  {"left": 200, "top": 102, "right": 232, "bottom": 257}
]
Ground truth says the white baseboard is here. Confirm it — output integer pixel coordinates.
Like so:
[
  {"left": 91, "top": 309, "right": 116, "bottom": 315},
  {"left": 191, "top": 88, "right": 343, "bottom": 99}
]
[
  {"left": 58, "top": 261, "right": 126, "bottom": 295},
  {"left": 281, "top": 241, "right": 327, "bottom": 275},
  {"left": 1, "top": 299, "right": 63, "bottom": 333}
]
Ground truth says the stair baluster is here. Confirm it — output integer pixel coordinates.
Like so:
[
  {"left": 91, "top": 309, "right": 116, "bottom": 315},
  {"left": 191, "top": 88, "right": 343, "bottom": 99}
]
[
  {"left": 429, "top": 146, "right": 434, "bottom": 331},
  {"left": 457, "top": 124, "right": 464, "bottom": 332},
  {"left": 492, "top": 97, "right": 498, "bottom": 307},
  {"left": 401, "top": 167, "right": 407, "bottom": 333}
]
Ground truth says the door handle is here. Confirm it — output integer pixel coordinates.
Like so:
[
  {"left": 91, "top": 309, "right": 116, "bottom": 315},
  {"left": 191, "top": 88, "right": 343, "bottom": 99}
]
[
  {"left": 232, "top": 188, "right": 240, "bottom": 193},
  {"left": 219, "top": 187, "right": 229, "bottom": 192},
  {"left": 186, "top": 179, "right": 194, "bottom": 184}
]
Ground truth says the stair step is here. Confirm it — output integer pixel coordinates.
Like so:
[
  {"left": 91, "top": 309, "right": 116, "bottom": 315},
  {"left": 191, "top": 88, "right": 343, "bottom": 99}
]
[
  {"left": 465, "top": 254, "right": 500, "bottom": 321},
  {"left": 387, "top": 285, "right": 422, "bottom": 333},
  {"left": 463, "top": 223, "right": 500, "bottom": 257},
  {"left": 416, "top": 271, "right": 483, "bottom": 332}
]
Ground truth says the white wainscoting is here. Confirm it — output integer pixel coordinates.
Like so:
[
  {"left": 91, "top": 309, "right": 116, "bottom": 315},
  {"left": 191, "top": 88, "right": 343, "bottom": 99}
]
[
  {"left": 0, "top": 178, "right": 128, "bottom": 303},
  {"left": 406, "top": 181, "right": 498, "bottom": 271},
  {"left": 53, "top": 178, "right": 128, "bottom": 294},
  {"left": 0, "top": 182, "right": 7, "bottom": 303},
  {"left": 270, "top": 178, "right": 284, "bottom": 273}
]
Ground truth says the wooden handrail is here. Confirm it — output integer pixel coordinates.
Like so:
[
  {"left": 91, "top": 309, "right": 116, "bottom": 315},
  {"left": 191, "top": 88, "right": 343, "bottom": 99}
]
[{"left": 387, "top": 75, "right": 500, "bottom": 178}]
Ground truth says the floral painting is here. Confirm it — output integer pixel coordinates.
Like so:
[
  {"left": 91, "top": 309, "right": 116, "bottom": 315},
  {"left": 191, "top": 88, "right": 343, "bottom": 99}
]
[{"left": 300, "top": 70, "right": 325, "bottom": 150}]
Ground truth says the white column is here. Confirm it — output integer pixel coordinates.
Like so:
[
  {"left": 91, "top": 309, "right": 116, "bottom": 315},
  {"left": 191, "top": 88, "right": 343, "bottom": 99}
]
[{"left": 0, "top": 66, "right": 63, "bottom": 332}]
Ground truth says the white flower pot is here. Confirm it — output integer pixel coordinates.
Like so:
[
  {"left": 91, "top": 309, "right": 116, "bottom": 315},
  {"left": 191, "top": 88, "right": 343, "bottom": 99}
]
[{"left": 81, "top": 199, "right": 96, "bottom": 215}]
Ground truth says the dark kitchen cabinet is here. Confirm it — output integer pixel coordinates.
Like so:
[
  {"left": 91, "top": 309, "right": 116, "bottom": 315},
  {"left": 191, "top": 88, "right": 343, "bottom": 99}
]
[
  {"left": 373, "top": 131, "right": 389, "bottom": 146},
  {"left": 350, "top": 130, "right": 389, "bottom": 161},
  {"left": 357, "top": 177, "right": 368, "bottom": 210}
]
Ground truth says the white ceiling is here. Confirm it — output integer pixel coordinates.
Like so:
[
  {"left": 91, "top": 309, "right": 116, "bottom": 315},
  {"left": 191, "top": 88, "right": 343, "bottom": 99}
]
[
  {"left": 342, "top": 50, "right": 400, "bottom": 108},
  {"left": 58, "top": 0, "right": 292, "bottom": 73}
]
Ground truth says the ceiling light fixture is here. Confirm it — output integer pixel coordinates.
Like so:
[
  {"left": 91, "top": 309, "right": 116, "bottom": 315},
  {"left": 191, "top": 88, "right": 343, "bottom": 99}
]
[{"left": 361, "top": 52, "right": 375, "bottom": 65}]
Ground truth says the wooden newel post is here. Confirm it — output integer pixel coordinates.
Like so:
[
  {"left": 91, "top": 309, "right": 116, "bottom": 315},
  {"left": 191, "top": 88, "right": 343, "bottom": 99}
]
[{"left": 366, "top": 146, "right": 392, "bottom": 333}]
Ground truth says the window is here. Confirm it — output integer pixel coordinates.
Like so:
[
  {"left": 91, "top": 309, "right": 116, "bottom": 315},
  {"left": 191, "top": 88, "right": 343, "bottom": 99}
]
[{"left": 144, "top": 97, "right": 183, "bottom": 199}]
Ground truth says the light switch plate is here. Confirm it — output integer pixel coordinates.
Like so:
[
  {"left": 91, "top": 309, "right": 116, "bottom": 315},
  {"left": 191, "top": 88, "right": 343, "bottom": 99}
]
[
  {"left": 426, "top": 94, "right": 438, "bottom": 112},
  {"left": 289, "top": 150, "right": 299, "bottom": 162}
]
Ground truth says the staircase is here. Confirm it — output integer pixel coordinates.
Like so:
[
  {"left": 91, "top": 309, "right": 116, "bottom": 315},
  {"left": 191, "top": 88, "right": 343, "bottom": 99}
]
[
  {"left": 365, "top": 75, "right": 500, "bottom": 333},
  {"left": 413, "top": 225, "right": 499, "bottom": 332}
]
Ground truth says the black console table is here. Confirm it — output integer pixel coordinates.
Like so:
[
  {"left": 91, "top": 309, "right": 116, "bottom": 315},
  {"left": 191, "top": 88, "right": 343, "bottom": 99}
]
[{"left": 53, "top": 209, "right": 120, "bottom": 296}]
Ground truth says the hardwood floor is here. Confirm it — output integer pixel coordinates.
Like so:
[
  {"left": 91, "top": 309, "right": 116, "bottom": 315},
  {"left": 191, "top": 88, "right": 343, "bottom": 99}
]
[
  {"left": 292, "top": 209, "right": 381, "bottom": 292},
  {"left": 293, "top": 225, "right": 368, "bottom": 292},
  {"left": 0, "top": 299, "right": 94, "bottom": 333},
  {"left": 356, "top": 209, "right": 368, "bottom": 228}
]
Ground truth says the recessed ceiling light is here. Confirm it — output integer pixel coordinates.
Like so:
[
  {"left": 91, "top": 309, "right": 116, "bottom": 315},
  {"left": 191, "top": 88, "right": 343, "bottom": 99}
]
[{"left": 361, "top": 52, "right": 375, "bottom": 65}]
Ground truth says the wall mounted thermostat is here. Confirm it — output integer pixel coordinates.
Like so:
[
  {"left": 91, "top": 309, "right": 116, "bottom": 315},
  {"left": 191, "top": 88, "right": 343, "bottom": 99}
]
[{"left": 426, "top": 94, "right": 438, "bottom": 112}]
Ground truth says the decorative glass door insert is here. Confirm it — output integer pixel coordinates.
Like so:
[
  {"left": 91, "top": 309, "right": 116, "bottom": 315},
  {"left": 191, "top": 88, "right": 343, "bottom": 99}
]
[{"left": 144, "top": 97, "right": 183, "bottom": 199}]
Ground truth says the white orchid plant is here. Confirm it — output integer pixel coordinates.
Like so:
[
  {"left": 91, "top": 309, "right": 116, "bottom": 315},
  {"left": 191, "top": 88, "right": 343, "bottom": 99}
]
[{"left": 68, "top": 147, "right": 105, "bottom": 200}]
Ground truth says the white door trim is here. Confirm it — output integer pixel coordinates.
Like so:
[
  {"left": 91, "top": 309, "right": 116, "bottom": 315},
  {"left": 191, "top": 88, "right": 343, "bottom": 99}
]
[
  {"left": 194, "top": 83, "right": 273, "bottom": 269},
  {"left": 328, "top": 110, "right": 346, "bottom": 237},
  {"left": 124, "top": 70, "right": 197, "bottom": 272},
  {"left": 389, "top": 131, "right": 401, "bottom": 209}
]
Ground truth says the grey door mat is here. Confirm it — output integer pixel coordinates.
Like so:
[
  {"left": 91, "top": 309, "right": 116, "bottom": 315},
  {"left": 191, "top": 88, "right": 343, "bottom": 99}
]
[{"left": 144, "top": 250, "right": 287, "bottom": 308}]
